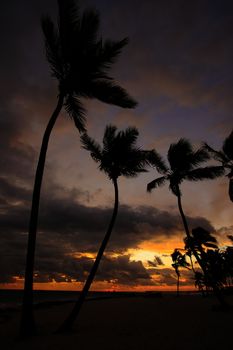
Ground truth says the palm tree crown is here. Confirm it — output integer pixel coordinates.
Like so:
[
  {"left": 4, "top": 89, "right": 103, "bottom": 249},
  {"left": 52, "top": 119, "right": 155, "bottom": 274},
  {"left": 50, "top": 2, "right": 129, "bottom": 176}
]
[
  {"left": 81, "top": 125, "right": 164, "bottom": 180},
  {"left": 42, "top": 0, "right": 137, "bottom": 132},
  {"left": 204, "top": 129, "right": 233, "bottom": 201},
  {"left": 147, "top": 138, "right": 224, "bottom": 195}
]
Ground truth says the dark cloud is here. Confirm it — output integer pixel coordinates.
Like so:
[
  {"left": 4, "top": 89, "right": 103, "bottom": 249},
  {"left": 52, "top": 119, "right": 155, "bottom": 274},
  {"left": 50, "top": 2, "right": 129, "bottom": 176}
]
[
  {"left": 147, "top": 256, "right": 164, "bottom": 268},
  {"left": 149, "top": 267, "right": 194, "bottom": 287},
  {"left": 0, "top": 175, "right": 214, "bottom": 283}
]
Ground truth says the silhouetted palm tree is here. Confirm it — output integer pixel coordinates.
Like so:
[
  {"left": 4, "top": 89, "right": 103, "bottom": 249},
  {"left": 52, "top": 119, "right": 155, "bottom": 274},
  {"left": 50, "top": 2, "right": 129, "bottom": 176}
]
[
  {"left": 147, "top": 139, "right": 223, "bottom": 241},
  {"left": 185, "top": 227, "right": 219, "bottom": 294},
  {"left": 223, "top": 244, "right": 233, "bottom": 287},
  {"left": 171, "top": 249, "right": 190, "bottom": 296},
  {"left": 57, "top": 125, "right": 164, "bottom": 332},
  {"left": 21, "top": 0, "right": 137, "bottom": 337},
  {"left": 204, "top": 129, "right": 233, "bottom": 201},
  {"left": 147, "top": 139, "right": 226, "bottom": 305}
]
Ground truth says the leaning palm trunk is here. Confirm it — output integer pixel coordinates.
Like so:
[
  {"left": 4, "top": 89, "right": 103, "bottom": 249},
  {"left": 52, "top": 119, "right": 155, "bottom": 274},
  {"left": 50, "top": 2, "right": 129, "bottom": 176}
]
[
  {"left": 20, "top": 94, "right": 64, "bottom": 336},
  {"left": 57, "top": 178, "right": 119, "bottom": 333},
  {"left": 176, "top": 191, "right": 228, "bottom": 308}
]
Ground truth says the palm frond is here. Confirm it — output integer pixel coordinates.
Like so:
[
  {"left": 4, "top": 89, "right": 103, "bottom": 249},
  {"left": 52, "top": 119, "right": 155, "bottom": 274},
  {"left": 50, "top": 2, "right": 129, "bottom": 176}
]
[
  {"left": 203, "top": 143, "right": 228, "bottom": 163},
  {"left": 119, "top": 127, "right": 139, "bottom": 148},
  {"left": 58, "top": 0, "right": 80, "bottom": 58},
  {"left": 41, "top": 16, "right": 63, "bottom": 80},
  {"left": 167, "top": 138, "right": 193, "bottom": 172},
  {"left": 80, "top": 133, "right": 102, "bottom": 162},
  {"left": 146, "top": 150, "right": 168, "bottom": 174},
  {"left": 190, "top": 148, "right": 210, "bottom": 168},
  {"left": 191, "top": 227, "right": 218, "bottom": 248},
  {"left": 64, "top": 95, "right": 86, "bottom": 132},
  {"left": 222, "top": 129, "right": 233, "bottom": 161},
  {"left": 123, "top": 149, "right": 152, "bottom": 176},
  {"left": 185, "top": 166, "right": 225, "bottom": 181},
  {"left": 147, "top": 176, "right": 167, "bottom": 192},
  {"left": 79, "top": 8, "right": 100, "bottom": 48},
  {"left": 90, "top": 80, "right": 137, "bottom": 108},
  {"left": 102, "top": 125, "right": 117, "bottom": 154},
  {"left": 99, "top": 38, "right": 129, "bottom": 69},
  {"left": 204, "top": 242, "right": 219, "bottom": 249}
]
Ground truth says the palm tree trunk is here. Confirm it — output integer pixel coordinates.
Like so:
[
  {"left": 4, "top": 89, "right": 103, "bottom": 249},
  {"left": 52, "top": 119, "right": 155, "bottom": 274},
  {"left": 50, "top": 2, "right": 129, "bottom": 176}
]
[
  {"left": 176, "top": 190, "right": 191, "bottom": 239},
  {"left": 176, "top": 189, "right": 228, "bottom": 308},
  {"left": 177, "top": 273, "right": 180, "bottom": 297},
  {"left": 57, "top": 177, "right": 119, "bottom": 333},
  {"left": 20, "top": 94, "right": 64, "bottom": 337}
]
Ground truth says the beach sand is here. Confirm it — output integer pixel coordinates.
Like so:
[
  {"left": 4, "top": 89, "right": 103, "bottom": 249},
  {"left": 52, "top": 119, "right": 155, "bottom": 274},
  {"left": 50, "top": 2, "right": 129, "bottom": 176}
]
[{"left": 1, "top": 294, "right": 233, "bottom": 350}]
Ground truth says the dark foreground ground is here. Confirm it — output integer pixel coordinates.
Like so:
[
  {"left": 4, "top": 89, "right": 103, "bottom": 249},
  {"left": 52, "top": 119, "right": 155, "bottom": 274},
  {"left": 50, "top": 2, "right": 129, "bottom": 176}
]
[{"left": 1, "top": 294, "right": 233, "bottom": 350}]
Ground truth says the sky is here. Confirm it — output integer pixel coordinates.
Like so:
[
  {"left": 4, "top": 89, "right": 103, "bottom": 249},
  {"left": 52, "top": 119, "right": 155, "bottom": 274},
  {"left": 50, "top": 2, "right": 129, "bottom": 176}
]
[{"left": 0, "top": 0, "right": 232, "bottom": 292}]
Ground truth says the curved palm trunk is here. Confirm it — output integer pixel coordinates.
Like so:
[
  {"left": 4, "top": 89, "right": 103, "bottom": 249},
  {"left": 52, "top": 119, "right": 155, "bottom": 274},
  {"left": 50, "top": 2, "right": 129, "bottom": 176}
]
[
  {"left": 20, "top": 94, "right": 64, "bottom": 337},
  {"left": 57, "top": 177, "right": 119, "bottom": 333},
  {"left": 176, "top": 189, "right": 228, "bottom": 308}
]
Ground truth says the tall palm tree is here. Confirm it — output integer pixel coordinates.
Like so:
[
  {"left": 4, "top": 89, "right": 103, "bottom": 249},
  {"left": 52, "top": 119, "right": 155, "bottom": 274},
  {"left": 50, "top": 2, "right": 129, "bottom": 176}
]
[
  {"left": 57, "top": 125, "right": 164, "bottom": 332},
  {"left": 147, "top": 138, "right": 226, "bottom": 305},
  {"left": 204, "top": 129, "right": 233, "bottom": 201},
  {"left": 21, "top": 0, "right": 137, "bottom": 337}
]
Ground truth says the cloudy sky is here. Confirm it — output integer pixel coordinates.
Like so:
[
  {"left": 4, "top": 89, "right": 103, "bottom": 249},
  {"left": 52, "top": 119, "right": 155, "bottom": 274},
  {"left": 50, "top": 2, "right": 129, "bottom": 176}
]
[{"left": 0, "top": 0, "right": 232, "bottom": 291}]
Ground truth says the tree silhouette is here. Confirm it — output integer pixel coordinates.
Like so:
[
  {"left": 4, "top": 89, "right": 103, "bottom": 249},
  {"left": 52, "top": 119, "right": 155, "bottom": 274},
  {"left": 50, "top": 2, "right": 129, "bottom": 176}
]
[
  {"left": 20, "top": 0, "right": 137, "bottom": 337},
  {"left": 147, "top": 138, "right": 226, "bottom": 305},
  {"left": 185, "top": 227, "right": 219, "bottom": 294},
  {"left": 57, "top": 125, "right": 164, "bottom": 332},
  {"left": 184, "top": 226, "right": 218, "bottom": 264},
  {"left": 222, "top": 244, "right": 233, "bottom": 288},
  {"left": 204, "top": 129, "right": 233, "bottom": 201},
  {"left": 171, "top": 249, "right": 190, "bottom": 296}
]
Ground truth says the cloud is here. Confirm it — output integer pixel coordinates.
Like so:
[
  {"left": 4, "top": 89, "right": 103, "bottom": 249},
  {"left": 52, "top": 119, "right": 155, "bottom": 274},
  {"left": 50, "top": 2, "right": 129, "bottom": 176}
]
[{"left": 0, "top": 174, "right": 215, "bottom": 284}]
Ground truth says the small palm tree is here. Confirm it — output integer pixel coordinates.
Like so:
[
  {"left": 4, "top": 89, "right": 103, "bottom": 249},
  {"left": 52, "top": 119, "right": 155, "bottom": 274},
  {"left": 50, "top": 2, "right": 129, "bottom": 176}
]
[
  {"left": 57, "top": 125, "right": 164, "bottom": 332},
  {"left": 204, "top": 129, "right": 233, "bottom": 201},
  {"left": 21, "top": 0, "right": 137, "bottom": 337},
  {"left": 147, "top": 138, "right": 226, "bottom": 305},
  {"left": 171, "top": 249, "right": 190, "bottom": 296}
]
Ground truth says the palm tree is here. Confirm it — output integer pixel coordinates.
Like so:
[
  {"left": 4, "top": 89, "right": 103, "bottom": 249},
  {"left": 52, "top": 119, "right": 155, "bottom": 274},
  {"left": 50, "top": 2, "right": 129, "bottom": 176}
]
[
  {"left": 204, "top": 129, "right": 233, "bottom": 201},
  {"left": 57, "top": 125, "right": 164, "bottom": 332},
  {"left": 147, "top": 138, "right": 226, "bottom": 305},
  {"left": 185, "top": 227, "right": 219, "bottom": 294},
  {"left": 171, "top": 249, "right": 190, "bottom": 296},
  {"left": 20, "top": 0, "right": 137, "bottom": 337}
]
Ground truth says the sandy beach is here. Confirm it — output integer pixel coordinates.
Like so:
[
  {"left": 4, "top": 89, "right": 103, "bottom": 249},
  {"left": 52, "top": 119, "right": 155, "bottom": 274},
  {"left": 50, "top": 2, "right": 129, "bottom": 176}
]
[{"left": 1, "top": 294, "right": 233, "bottom": 350}]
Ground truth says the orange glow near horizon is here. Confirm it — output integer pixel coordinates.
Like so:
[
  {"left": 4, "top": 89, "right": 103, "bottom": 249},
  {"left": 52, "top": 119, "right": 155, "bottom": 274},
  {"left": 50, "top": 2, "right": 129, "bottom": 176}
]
[
  {"left": 0, "top": 234, "right": 199, "bottom": 291},
  {"left": 0, "top": 281, "right": 196, "bottom": 292}
]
